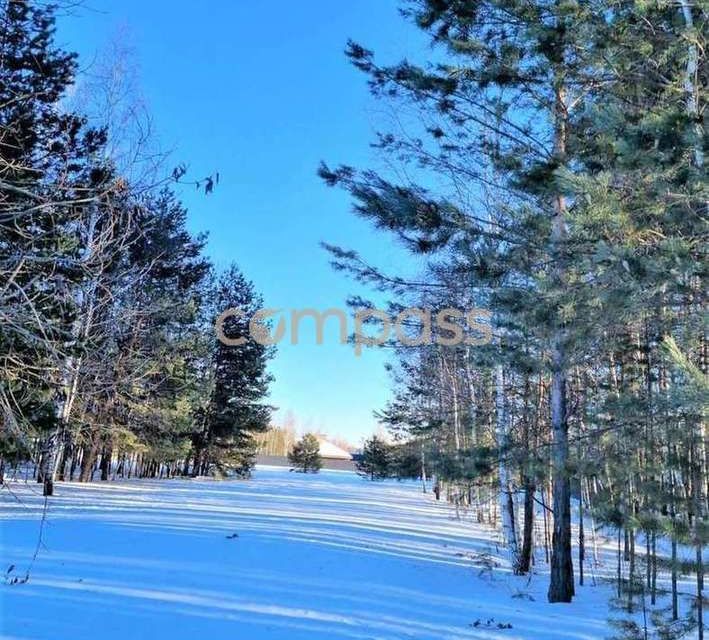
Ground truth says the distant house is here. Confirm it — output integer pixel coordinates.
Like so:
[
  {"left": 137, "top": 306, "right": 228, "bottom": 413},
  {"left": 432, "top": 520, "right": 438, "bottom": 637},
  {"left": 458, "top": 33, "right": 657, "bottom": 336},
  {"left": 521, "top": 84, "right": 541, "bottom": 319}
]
[
  {"left": 316, "top": 439, "right": 352, "bottom": 461},
  {"left": 256, "top": 437, "right": 356, "bottom": 472},
  {"left": 313, "top": 438, "right": 355, "bottom": 471}
]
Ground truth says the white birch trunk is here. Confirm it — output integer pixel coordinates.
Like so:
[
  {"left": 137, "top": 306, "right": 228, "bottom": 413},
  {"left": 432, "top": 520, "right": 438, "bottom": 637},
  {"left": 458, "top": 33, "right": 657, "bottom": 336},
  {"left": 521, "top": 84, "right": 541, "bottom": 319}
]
[{"left": 495, "top": 362, "right": 520, "bottom": 570}]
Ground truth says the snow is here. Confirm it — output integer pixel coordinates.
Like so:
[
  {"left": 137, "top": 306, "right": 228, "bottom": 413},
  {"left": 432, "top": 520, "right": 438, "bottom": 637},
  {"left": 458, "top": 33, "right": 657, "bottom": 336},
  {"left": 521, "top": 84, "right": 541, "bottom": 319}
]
[{"left": 0, "top": 468, "right": 678, "bottom": 639}]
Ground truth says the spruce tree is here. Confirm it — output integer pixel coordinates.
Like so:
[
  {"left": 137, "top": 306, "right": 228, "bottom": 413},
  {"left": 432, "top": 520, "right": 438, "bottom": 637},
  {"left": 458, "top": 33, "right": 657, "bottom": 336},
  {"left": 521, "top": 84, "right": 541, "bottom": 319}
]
[
  {"left": 357, "top": 436, "right": 392, "bottom": 480},
  {"left": 192, "top": 265, "right": 273, "bottom": 478},
  {"left": 288, "top": 433, "right": 322, "bottom": 473}
]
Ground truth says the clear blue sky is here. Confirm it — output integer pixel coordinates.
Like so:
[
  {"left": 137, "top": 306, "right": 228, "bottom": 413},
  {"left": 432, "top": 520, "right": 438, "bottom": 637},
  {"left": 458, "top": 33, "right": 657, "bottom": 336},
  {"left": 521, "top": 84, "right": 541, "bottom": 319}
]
[{"left": 58, "top": 2, "right": 427, "bottom": 445}]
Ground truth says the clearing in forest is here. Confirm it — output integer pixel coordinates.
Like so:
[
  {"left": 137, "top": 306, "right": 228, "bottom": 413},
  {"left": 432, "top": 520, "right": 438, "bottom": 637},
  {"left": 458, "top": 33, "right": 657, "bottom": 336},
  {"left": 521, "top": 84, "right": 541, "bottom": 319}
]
[{"left": 0, "top": 468, "right": 654, "bottom": 639}]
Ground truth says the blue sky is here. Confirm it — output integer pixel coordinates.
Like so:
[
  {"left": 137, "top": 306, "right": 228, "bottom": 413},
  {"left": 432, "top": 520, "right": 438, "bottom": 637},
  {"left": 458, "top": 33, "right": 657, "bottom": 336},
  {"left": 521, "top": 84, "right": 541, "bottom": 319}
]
[{"left": 58, "top": 2, "right": 428, "bottom": 444}]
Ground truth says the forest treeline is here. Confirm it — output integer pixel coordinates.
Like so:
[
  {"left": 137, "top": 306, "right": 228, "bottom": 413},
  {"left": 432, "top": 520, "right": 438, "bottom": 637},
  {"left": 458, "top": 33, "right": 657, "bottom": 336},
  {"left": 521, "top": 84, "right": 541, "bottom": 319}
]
[
  {"left": 319, "top": 0, "right": 707, "bottom": 632},
  {"left": 0, "top": 1, "right": 273, "bottom": 493}
]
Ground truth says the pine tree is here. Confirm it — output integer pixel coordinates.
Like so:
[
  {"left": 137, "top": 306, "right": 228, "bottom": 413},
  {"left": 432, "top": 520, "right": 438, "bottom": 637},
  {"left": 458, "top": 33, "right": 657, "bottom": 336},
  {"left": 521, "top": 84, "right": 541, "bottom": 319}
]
[
  {"left": 61, "top": 188, "right": 210, "bottom": 483},
  {"left": 320, "top": 0, "right": 707, "bottom": 606},
  {"left": 0, "top": 2, "right": 276, "bottom": 490},
  {"left": 357, "top": 436, "right": 392, "bottom": 480},
  {"left": 191, "top": 265, "right": 273, "bottom": 478},
  {"left": 0, "top": 0, "right": 111, "bottom": 494},
  {"left": 288, "top": 434, "right": 322, "bottom": 473},
  {"left": 319, "top": 0, "right": 623, "bottom": 601}
]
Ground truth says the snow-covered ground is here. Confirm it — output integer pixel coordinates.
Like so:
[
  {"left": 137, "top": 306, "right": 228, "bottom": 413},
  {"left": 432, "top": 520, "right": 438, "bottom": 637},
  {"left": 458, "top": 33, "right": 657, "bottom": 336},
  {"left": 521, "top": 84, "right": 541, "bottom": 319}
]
[{"left": 0, "top": 467, "right": 658, "bottom": 639}]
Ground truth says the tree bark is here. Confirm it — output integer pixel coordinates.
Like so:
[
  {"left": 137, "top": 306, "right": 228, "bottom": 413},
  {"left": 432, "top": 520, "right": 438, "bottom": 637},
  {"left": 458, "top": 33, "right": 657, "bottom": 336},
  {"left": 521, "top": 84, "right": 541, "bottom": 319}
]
[
  {"left": 79, "top": 439, "right": 99, "bottom": 483},
  {"left": 548, "top": 74, "right": 574, "bottom": 603},
  {"left": 518, "top": 477, "right": 535, "bottom": 574},
  {"left": 495, "top": 364, "right": 521, "bottom": 572},
  {"left": 100, "top": 443, "right": 112, "bottom": 481}
]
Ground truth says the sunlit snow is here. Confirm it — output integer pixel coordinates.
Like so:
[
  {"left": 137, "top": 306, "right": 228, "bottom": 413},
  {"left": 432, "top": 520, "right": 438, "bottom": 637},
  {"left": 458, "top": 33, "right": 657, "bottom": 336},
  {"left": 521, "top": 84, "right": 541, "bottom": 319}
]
[{"left": 0, "top": 468, "right": 658, "bottom": 639}]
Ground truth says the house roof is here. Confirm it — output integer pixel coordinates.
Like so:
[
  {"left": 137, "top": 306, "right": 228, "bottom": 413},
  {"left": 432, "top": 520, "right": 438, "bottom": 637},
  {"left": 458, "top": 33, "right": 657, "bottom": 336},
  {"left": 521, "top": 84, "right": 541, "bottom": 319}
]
[{"left": 316, "top": 438, "right": 352, "bottom": 460}]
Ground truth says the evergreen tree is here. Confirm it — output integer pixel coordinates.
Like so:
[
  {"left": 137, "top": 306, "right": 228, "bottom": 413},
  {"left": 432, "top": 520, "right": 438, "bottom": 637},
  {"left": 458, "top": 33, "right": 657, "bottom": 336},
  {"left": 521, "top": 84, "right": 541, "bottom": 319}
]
[
  {"left": 0, "top": 0, "right": 111, "bottom": 494},
  {"left": 288, "top": 433, "right": 322, "bottom": 473},
  {"left": 0, "top": 2, "right": 275, "bottom": 489},
  {"left": 357, "top": 436, "right": 392, "bottom": 480},
  {"left": 319, "top": 0, "right": 619, "bottom": 601},
  {"left": 320, "top": 0, "right": 706, "bottom": 606},
  {"left": 60, "top": 188, "right": 211, "bottom": 483},
  {"left": 191, "top": 265, "right": 273, "bottom": 478},
  {"left": 389, "top": 442, "right": 426, "bottom": 481}
]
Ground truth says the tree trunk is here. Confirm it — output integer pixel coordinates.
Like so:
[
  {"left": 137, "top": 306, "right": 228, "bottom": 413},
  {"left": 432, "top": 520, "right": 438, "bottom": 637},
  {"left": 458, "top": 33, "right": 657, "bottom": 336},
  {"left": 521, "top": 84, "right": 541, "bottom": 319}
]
[
  {"left": 518, "top": 477, "right": 535, "bottom": 574},
  {"left": 671, "top": 536, "right": 678, "bottom": 620},
  {"left": 693, "top": 441, "right": 705, "bottom": 640},
  {"left": 547, "top": 74, "right": 574, "bottom": 604},
  {"left": 542, "top": 482, "right": 551, "bottom": 564},
  {"left": 99, "top": 444, "right": 111, "bottom": 481},
  {"left": 617, "top": 527, "right": 623, "bottom": 599},
  {"left": 627, "top": 528, "right": 635, "bottom": 612},
  {"left": 79, "top": 440, "right": 99, "bottom": 483},
  {"left": 56, "top": 433, "right": 72, "bottom": 481},
  {"left": 191, "top": 448, "right": 202, "bottom": 477},
  {"left": 69, "top": 447, "right": 79, "bottom": 481},
  {"left": 650, "top": 530, "right": 657, "bottom": 606},
  {"left": 38, "top": 430, "right": 62, "bottom": 496},
  {"left": 495, "top": 364, "right": 521, "bottom": 572},
  {"left": 579, "top": 483, "right": 585, "bottom": 587},
  {"left": 420, "top": 444, "right": 427, "bottom": 493}
]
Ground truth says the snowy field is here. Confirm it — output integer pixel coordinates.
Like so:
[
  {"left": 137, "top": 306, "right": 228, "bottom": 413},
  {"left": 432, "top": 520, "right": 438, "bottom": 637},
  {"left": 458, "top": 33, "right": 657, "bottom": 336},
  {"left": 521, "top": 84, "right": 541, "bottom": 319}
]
[{"left": 0, "top": 467, "right": 632, "bottom": 639}]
